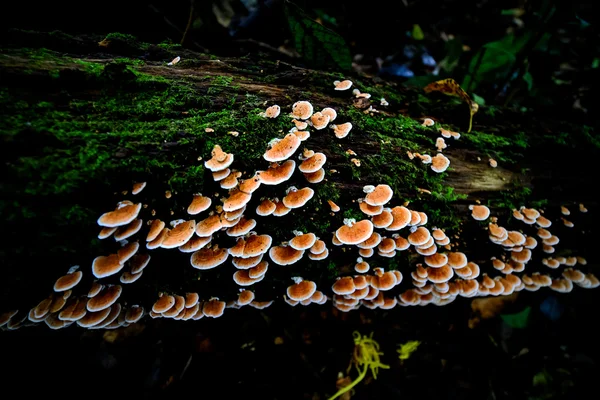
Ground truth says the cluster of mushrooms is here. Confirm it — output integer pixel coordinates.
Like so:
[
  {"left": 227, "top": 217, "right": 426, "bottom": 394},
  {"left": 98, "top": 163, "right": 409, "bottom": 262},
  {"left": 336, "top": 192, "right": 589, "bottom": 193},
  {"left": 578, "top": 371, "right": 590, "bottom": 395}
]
[{"left": 1, "top": 79, "right": 597, "bottom": 330}]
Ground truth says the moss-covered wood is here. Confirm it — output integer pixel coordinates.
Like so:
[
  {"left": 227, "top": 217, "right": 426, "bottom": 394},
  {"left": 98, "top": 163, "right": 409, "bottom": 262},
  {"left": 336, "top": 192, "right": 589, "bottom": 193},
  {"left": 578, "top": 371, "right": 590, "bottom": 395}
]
[{"left": 1, "top": 30, "right": 598, "bottom": 309}]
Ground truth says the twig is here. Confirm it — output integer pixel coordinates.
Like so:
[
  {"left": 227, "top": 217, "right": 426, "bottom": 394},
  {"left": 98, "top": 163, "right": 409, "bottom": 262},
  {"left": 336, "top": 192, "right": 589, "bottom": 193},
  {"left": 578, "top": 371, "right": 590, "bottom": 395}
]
[
  {"left": 181, "top": 1, "right": 195, "bottom": 45},
  {"left": 147, "top": 4, "right": 209, "bottom": 53}
]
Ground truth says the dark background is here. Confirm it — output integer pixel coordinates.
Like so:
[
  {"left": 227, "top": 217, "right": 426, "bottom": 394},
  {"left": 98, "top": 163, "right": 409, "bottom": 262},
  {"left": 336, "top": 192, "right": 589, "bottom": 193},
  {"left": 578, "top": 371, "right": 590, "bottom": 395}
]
[{"left": 2, "top": 0, "right": 599, "bottom": 126}]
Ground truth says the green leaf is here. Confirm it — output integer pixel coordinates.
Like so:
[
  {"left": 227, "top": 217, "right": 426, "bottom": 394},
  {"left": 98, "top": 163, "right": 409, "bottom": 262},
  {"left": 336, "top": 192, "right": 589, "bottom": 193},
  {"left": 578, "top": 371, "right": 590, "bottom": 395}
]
[
  {"left": 284, "top": 1, "right": 352, "bottom": 70},
  {"left": 501, "top": 306, "right": 531, "bottom": 328},
  {"left": 412, "top": 24, "right": 424, "bottom": 40},
  {"left": 522, "top": 71, "right": 533, "bottom": 91},
  {"left": 462, "top": 32, "right": 532, "bottom": 91},
  {"left": 471, "top": 92, "right": 486, "bottom": 106},
  {"left": 533, "top": 369, "right": 552, "bottom": 387}
]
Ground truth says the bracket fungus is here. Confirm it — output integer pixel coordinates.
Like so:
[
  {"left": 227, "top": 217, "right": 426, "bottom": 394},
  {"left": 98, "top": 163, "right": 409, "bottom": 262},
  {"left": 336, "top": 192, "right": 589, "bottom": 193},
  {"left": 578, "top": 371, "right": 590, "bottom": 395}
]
[
  {"left": 331, "top": 122, "right": 353, "bottom": 139},
  {"left": 333, "top": 80, "right": 353, "bottom": 90},
  {"left": 263, "top": 133, "right": 301, "bottom": 162},
  {"left": 336, "top": 219, "right": 374, "bottom": 245},
  {"left": 262, "top": 105, "right": 280, "bottom": 118},
  {"left": 282, "top": 186, "right": 314, "bottom": 209},
  {"left": 204, "top": 145, "right": 234, "bottom": 172},
  {"left": 97, "top": 202, "right": 142, "bottom": 228},
  {"left": 291, "top": 101, "right": 314, "bottom": 120}
]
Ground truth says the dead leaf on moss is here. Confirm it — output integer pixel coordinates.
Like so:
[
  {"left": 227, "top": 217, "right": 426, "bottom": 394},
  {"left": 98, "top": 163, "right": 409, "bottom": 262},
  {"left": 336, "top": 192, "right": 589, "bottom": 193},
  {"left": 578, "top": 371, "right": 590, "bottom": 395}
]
[{"left": 424, "top": 78, "right": 478, "bottom": 132}]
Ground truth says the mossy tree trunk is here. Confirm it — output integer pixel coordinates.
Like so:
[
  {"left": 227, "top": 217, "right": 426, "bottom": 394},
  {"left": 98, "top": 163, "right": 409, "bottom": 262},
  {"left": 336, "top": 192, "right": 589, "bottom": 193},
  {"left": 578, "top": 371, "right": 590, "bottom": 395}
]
[{"left": 1, "top": 30, "right": 598, "bottom": 307}]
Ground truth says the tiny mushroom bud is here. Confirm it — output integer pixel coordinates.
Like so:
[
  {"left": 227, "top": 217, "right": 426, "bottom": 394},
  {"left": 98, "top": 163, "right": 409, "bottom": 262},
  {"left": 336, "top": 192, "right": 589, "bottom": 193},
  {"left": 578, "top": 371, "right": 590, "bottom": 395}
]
[
  {"left": 422, "top": 118, "right": 435, "bottom": 127},
  {"left": 328, "top": 200, "right": 340, "bottom": 212}
]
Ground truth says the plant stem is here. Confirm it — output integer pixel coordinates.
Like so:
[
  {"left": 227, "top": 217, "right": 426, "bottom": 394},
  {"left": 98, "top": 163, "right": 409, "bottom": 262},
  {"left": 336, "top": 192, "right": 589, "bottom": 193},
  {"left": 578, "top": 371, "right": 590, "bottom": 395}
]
[{"left": 327, "top": 364, "right": 369, "bottom": 400}]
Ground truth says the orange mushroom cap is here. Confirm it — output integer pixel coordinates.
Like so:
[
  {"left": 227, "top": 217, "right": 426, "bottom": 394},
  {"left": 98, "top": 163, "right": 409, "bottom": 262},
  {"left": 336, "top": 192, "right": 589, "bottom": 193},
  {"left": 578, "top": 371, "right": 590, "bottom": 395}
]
[
  {"left": 408, "top": 227, "right": 431, "bottom": 247},
  {"left": 426, "top": 265, "right": 454, "bottom": 283},
  {"left": 257, "top": 160, "right": 296, "bottom": 186},
  {"left": 469, "top": 205, "right": 490, "bottom": 221},
  {"left": 77, "top": 307, "right": 112, "bottom": 328},
  {"left": 299, "top": 153, "right": 327, "bottom": 174},
  {"left": 364, "top": 184, "right": 393, "bottom": 206},
  {"left": 161, "top": 220, "right": 196, "bottom": 249},
  {"left": 188, "top": 195, "right": 212, "bottom": 215},
  {"left": 179, "top": 235, "right": 212, "bottom": 253},
  {"left": 191, "top": 246, "right": 229, "bottom": 269},
  {"left": 241, "top": 234, "right": 273, "bottom": 258},
  {"left": 58, "top": 297, "right": 88, "bottom": 322},
  {"left": 92, "top": 254, "right": 124, "bottom": 279},
  {"left": 203, "top": 299, "right": 226, "bottom": 318},
  {"left": 195, "top": 214, "right": 223, "bottom": 237},
  {"left": 372, "top": 208, "right": 393, "bottom": 228},
  {"left": 184, "top": 293, "right": 199, "bottom": 309},
  {"left": 54, "top": 270, "right": 83, "bottom": 292},
  {"left": 146, "top": 219, "right": 166, "bottom": 242},
  {"left": 87, "top": 285, "right": 122, "bottom": 312},
  {"left": 289, "top": 232, "right": 317, "bottom": 251},
  {"left": 332, "top": 277, "right": 355, "bottom": 295},
  {"left": 204, "top": 145, "right": 234, "bottom": 172},
  {"left": 387, "top": 206, "right": 411, "bottom": 231},
  {"left": 333, "top": 80, "right": 353, "bottom": 90},
  {"left": 223, "top": 189, "right": 252, "bottom": 212},
  {"left": 291, "top": 101, "right": 314, "bottom": 120},
  {"left": 359, "top": 199, "right": 383, "bottom": 216},
  {"left": 232, "top": 254, "right": 264, "bottom": 269},
  {"left": 238, "top": 290, "right": 255, "bottom": 306},
  {"left": 256, "top": 198, "right": 277, "bottom": 216},
  {"left": 430, "top": 154, "right": 450, "bottom": 173},
  {"left": 310, "top": 112, "right": 330, "bottom": 130},
  {"left": 97, "top": 203, "right": 142, "bottom": 228},
  {"left": 424, "top": 253, "right": 448, "bottom": 268},
  {"left": 113, "top": 219, "right": 143, "bottom": 241},
  {"left": 282, "top": 187, "right": 314, "bottom": 208},
  {"left": 98, "top": 226, "right": 117, "bottom": 240},
  {"left": 226, "top": 217, "right": 257, "bottom": 237},
  {"left": 269, "top": 245, "right": 304, "bottom": 265},
  {"left": 287, "top": 279, "right": 317, "bottom": 301},
  {"left": 310, "top": 239, "right": 326, "bottom": 255},
  {"left": 248, "top": 261, "right": 269, "bottom": 278},
  {"left": 332, "top": 122, "right": 353, "bottom": 139},
  {"left": 263, "top": 133, "right": 301, "bottom": 162},
  {"left": 336, "top": 219, "right": 374, "bottom": 245},
  {"left": 120, "top": 269, "right": 143, "bottom": 284},
  {"left": 233, "top": 270, "right": 265, "bottom": 286},
  {"left": 264, "top": 105, "right": 281, "bottom": 118}
]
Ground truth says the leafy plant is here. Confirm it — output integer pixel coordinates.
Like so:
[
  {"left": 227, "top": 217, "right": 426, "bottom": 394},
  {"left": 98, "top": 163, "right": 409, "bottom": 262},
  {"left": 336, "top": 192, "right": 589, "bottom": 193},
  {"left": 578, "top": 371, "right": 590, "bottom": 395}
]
[{"left": 284, "top": 1, "right": 352, "bottom": 71}]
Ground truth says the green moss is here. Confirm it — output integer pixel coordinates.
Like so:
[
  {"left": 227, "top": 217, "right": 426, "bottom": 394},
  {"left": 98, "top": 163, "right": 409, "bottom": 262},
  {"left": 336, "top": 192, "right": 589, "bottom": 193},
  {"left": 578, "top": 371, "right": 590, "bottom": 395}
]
[
  {"left": 104, "top": 32, "right": 138, "bottom": 42},
  {"left": 463, "top": 129, "right": 528, "bottom": 164},
  {"left": 157, "top": 41, "right": 183, "bottom": 51}
]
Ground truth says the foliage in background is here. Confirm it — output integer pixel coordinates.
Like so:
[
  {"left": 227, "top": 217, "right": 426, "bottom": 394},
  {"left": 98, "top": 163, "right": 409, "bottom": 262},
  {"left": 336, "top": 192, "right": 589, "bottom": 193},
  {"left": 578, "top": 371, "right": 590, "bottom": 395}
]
[{"left": 284, "top": 1, "right": 352, "bottom": 71}]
